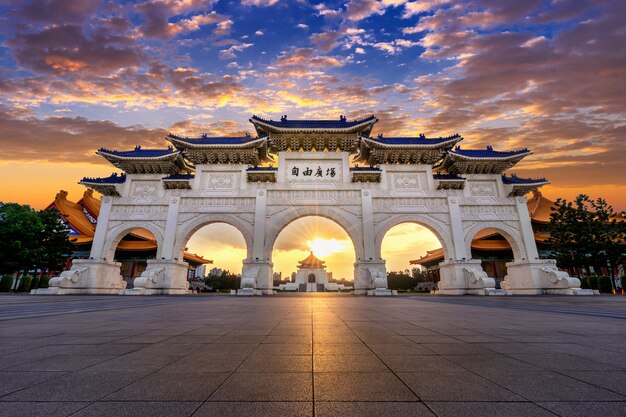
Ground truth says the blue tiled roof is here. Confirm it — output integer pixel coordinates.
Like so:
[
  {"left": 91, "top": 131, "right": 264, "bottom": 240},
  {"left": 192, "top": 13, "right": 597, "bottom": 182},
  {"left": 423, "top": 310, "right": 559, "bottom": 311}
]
[
  {"left": 501, "top": 174, "right": 547, "bottom": 184},
  {"left": 98, "top": 146, "right": 178, "bottom": 158},
  {"left": 366, "top": 134, "right": 461, "bottom": 145},
  {"left": 433, "top": 173, "right": 465, "bottom": 180},
  {"left": 350, "top": 166, "right": 381, "bottom": 172},
  {"left": 167, "top": 133, "right": 265, "bottom": 145},
  {"left": 250, "top": 114, "right": 377, "bottom": 129},
  {"left": 451, "top": 146, "right": 530, "bottom": 158},
  {"left": 162, "top": 174, "right": 195, "bottom": 180},
  {"left": 80, "top": 173, "right": 126, "bottom": 184},
  {"left": 246, "top": 166, "right": 278, "bottom": 171}
]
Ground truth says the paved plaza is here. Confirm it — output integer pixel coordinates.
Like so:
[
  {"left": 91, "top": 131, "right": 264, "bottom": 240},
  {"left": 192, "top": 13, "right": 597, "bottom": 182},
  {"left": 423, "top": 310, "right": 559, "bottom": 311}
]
[{"left": 0, "top": 295, "right": 625, "bottom": 417}]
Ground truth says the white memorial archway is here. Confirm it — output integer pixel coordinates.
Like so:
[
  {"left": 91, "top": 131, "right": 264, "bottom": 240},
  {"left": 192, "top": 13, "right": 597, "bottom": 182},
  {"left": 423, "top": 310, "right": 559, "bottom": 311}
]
[{"left": 44, "top": 114, "right": 584, "bottom": 295}]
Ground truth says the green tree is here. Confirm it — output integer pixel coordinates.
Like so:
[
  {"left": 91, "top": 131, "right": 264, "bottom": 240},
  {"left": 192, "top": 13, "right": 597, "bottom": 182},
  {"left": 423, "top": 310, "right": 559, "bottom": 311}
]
[
  {"left": 36, "top": 209, "right": 75, "bottom": 273},
  {"left": 0, "top": 203, "right": 42, "bottom": 286},
  {"left": 387, "top": 269, "right": 418, "bottom": 291},
  {"left": 549, "top": 195, "right": 625, "bottom": 291}
]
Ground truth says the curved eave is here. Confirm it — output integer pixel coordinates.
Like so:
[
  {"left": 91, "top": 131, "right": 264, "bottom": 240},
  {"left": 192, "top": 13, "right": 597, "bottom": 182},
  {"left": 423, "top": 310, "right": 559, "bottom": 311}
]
[
  {"left": 96, "top": 150, "right": 182, "bottom": 161},
  {"left": 509, "top": 180, "right": 549, "bottom": 187},
  {"left": 167, "top": 135, "right": 269, "bottom": 149},
  {"left": 447, "top": 151, "right": 531, "bottom": 162},
  {"left": 360, "top": 136, "right": 462, "bottom": 149},
  {"left": 250, "top": 117, "right": 378, "bottom": 134}
]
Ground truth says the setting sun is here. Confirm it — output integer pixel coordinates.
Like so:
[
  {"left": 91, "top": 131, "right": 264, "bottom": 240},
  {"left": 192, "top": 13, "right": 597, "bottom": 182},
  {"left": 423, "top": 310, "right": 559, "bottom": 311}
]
[{"left": 307, "top": 238, "right": 352, "bottom": 258}]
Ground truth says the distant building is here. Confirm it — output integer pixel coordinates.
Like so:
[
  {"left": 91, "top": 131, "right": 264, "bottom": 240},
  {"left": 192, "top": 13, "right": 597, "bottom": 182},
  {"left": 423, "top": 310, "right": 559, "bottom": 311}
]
[{"left": 209, "top": 268, "right": 223, "bottom": 277}]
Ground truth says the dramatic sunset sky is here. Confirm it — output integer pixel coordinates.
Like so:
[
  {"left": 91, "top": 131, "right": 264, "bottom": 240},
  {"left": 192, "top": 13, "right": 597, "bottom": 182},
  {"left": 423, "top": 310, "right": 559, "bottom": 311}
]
[{"left": 1, "top": 0, "right": 624, "bottom": 277}]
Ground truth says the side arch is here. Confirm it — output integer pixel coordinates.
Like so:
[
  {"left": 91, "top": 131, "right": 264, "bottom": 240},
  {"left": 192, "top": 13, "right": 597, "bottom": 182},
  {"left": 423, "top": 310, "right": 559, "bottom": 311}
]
[
  {"left": 172, "top": 214, "right": 254, "bottom": 261},
  {"left": 374, "top": 214, "right": 453, "bottom": 261},
  {"left": 463, "top": 222, "right": 526, "bottom": 261},
  {"left": 264, "top": 206, "right": 364, "bottom": 261},
  {"left": 103, "top": 222, "right": 165, "bottom": 261}
]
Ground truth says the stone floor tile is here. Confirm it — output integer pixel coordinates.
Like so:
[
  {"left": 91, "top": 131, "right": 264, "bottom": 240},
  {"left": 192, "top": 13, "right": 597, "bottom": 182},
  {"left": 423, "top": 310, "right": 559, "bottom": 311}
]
[
  {"left": 106, "top": 371, "right": 228, "bottom": 401},
  {"left": 72, "top": 401, "right": 200, "bottom": 417},
  {"left": 369, "top": 343, "right": 434, "bottom": 356},
  {"left": 509, "top": 353, "right": 614, "bottom": 371},
  {"left": 537, "top": 401, "right": 626, "bottom": 417},
  {"left": 443, "top": 354, "right": 543, "bottom": 373},
  {"left": 239, "top": 353, "right": 312, "bottom": 372},
  {"left": 0, "top": 371, "right": 65, "bottom": 397},
  {"left": 314, "top": 353, "right": 388, "bottom": 372},
  {"left": 1, "top": 370, "right": 146, "bottom": 401},
  {"left": 209, "top": 372, "right": 312, "bottom": 401},
  {"left": 315, "top": 401, "right": 434, "bottom": 417},
  {"left": 426, "top": 401, "right": 556, "bottom": 417},
  {"left": 398, "top": 371, "right": 524, "bottom": 401},
  {"left": 0, "top": 401, "right": 89, "bottom": 417},
  {"left": 561, "top": 370, "right": 626, "bottom": 396},
  {"left": 422, "top": 343, "right": 494, "bottom": 355},
  {"left": 194, "top": 402, "right": 312, "bottom": 417},
  {"left": 381, "top": 354, "right": 465, "bottom": 373},
  {"left": 7, "top": 355, "right": 115, "bottom": 372},
  {"left": 313, "top": 343, "right": 371, "bottom": 355},
  {"left": 255, "top": 343, "right": 311, "bottom": 355},
  {"left": 314, "top": 372, "right": 417, "bottom": 401},
  {"left": 481, "top": 370, "right": 625, "bottom": 401},
  {"left": 408, "top": 335, "right": 464, "bottom": 344}
]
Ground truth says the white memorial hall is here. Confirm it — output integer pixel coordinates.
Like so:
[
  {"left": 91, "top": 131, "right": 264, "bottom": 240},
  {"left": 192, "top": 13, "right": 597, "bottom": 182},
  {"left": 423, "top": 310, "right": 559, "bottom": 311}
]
[{"left": 44, "top": 114, "right": 584, "bottom": 296}]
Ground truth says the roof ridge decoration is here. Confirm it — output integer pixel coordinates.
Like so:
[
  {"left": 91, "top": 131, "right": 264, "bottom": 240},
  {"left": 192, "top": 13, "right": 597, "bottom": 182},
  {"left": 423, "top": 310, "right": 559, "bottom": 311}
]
[
  {"left": 166, "top": 131, "right": 272, "bottom": 165},
  {"left": 502, "top": 173, "right": 549, "bottom": 197},
  {"left": 97, "top": 145, "right": 193, "bottom": 174},
  {"left": 355, "top": 132, "right": 462, "bottom": 165},
  {"left": 250, "top": 114, "right": 378, "bottom": 150},
  {"left": 442, "top": 145, "right": 532, "bottom": 175}
]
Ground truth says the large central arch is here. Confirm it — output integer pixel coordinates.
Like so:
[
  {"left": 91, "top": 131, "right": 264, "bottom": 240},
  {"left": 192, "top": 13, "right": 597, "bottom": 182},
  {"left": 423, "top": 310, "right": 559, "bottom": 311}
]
[{"left": 264, "top": 206, "right": 365, "bottom": 262}]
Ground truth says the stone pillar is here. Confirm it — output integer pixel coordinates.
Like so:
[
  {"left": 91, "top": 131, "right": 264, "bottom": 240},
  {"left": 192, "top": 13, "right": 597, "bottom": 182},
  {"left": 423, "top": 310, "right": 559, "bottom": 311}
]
[
  {"left": 355, "top": 189, "right": 392, "bottom": 296},
  {"left": 438, "top": 260, "right": 496, "bottom": 295},
  {"left": 353, "top": 260, "right": 391, "bottom": 296},
  {"left": 37, "top": 259, "right": 125, "bottom": 295},
  {"left": 90, "top": 196, "right": 113, "bottom": 260},
  {"left": 447, "top": 197, "right": 466, "bottom": 260},
  {"left": 513, "top": 196, "right": 537, "bottom": 260},
  {"left": 502, "top": 259, "right": 589, "bottom": 295},
  {"left": 126, "top": 260, "right": 190, "bottom": 295},
  {"left": 240, "top": 189, "right": 273, "bottom": 295},
  {"left": 160, "top": 197, "right": 181, "bottom": 261}
]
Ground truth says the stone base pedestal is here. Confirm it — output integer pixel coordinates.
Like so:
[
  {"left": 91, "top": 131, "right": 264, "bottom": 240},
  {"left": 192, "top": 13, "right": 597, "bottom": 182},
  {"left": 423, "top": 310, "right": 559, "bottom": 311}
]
[
  {"left": 366, "top": 288, "right": 396, "bottom": 296},
  {"left": 127, "top": 260, "right": 190, "bottom": 295},
  {"left": 35, "top": 259, "right": 126, "bottom": 295},
  {"left": 502, "top": 259, "right": 585, "bottom": 295},
  {"left": 241, "top": 260, "right": 273, "bottom": 295},
  {"left": 354, "top": 260, "right": 390, "bottom": 294},
  {"left": 438, "top": 260, "right": 496, "bottom": 295}
]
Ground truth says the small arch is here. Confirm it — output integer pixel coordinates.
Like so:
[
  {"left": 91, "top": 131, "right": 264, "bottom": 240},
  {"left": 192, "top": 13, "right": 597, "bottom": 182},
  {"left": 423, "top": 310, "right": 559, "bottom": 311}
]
[
  {"left": 463, "top": 223, "right": 526, "bottom": 262},
  {"left": 374, "top": 214, "right": 453, "bottom": 261},
  {"left": 104, "top": 222, "right": 165, "bottom": 261},
  {"left": 173, "top": 214, "right": 254, "bottom": 261},
  {"left": 308, "top": 273, "right": 316, "bottom": 283}
]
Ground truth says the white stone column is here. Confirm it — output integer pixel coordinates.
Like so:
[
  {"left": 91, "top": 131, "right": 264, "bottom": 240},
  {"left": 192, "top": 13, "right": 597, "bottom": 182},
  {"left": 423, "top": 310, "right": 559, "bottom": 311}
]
[
  {"left": 437, "top": 197, "right": 495, "bottom": 294},
  {"left": 90, "top": 196, "right": 113, "bottom": 260},
  {"left": 241, "top": 188, "right": 273, "bottom": 295},
  {"left": 447, "top": 197, "right": 466, "bottom": 260},
  {"left": 514, "top": 196, "right": 537, "bottom": 260},
  {"left": 353, "top": 189, "right": 391, "bottom": 295},
  {"left": 160, "top": 197, "right": 181, "bottom": 261}
]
